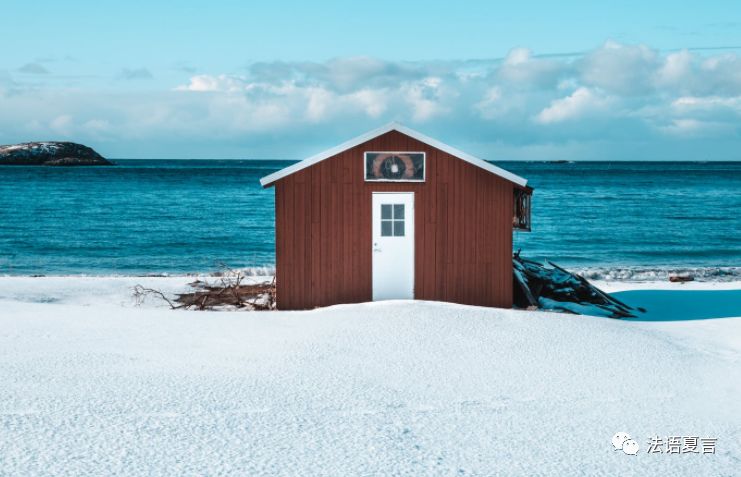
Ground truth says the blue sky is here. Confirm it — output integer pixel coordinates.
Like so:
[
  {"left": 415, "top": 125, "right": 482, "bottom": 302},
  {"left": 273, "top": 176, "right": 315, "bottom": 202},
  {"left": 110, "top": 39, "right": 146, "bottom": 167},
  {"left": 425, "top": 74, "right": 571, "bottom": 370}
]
[{"left": 1, "top": 1, "right": 740, "bottom": 159}]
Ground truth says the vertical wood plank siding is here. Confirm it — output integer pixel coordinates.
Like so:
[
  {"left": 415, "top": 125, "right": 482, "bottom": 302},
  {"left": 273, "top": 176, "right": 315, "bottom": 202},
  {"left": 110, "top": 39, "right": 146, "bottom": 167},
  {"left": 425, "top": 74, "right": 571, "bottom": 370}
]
[{"left": 274, "top": 130, "right": 514, "bottom": 310}]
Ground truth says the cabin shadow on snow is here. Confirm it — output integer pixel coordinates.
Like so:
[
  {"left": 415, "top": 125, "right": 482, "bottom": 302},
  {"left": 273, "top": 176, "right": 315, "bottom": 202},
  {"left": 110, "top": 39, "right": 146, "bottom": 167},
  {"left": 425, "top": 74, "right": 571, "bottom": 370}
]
[{"left": 611, "top": 289, "right": 741, "bottom": 321}]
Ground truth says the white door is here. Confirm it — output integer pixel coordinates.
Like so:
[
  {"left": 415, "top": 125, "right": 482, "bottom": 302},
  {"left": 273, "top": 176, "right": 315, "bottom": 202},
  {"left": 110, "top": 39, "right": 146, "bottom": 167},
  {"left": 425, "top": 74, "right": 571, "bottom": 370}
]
[{"left": 372, "top": 192, "right": 414, "bottom": 301}]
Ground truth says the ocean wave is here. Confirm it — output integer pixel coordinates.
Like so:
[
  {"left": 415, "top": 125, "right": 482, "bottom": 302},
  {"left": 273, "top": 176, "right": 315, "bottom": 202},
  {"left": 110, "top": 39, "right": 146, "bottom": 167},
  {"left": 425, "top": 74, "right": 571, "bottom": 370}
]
[
  {"left": 0, "top": 266, "right": 277, "bottom": 279},
  {"left": 571, "top": 266, "right": 741, "bottom": 282},
  {"left": 210, "top": 266, "right": 275, "bottom": 277},
  {"left": 1, "top": 266, "right": 739, "bottom": 282}
]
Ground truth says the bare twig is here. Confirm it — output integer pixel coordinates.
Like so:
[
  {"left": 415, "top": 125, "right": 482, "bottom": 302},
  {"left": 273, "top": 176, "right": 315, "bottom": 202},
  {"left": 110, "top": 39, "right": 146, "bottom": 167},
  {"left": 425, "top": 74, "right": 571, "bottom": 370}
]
[
  {"left": 133, "top": 285, "right": 185, "bottom": 309},
  {"left": 133, "top": 266, "right": 276, "bottom": 311}
]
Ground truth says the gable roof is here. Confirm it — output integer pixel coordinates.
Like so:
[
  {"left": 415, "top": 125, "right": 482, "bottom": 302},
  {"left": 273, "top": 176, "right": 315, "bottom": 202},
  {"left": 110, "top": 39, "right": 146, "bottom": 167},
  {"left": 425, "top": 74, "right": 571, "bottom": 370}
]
[{"left": 260, "top": 122, "right": 528, "bottom": 187}]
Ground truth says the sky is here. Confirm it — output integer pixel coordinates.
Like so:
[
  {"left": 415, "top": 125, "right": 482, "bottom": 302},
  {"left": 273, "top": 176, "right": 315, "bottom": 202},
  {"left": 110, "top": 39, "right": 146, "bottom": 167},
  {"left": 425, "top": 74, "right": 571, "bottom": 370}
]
[{"left": 1, "top": 0, "right": 740, "bottom": 160}]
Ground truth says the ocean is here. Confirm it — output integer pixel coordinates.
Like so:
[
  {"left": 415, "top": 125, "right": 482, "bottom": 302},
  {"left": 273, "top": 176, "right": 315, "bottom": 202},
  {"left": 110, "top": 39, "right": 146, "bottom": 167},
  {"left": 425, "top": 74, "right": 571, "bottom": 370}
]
[{"left": 1, "top": 160, "right": 739, "bottom": 280}]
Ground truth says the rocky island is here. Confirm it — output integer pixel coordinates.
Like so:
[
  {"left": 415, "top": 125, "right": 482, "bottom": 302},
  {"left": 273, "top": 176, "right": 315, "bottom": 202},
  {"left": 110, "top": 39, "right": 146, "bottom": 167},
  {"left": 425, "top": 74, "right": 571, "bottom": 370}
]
[{"left": 0, "top": 142, "right": 113, "bottom": 166}]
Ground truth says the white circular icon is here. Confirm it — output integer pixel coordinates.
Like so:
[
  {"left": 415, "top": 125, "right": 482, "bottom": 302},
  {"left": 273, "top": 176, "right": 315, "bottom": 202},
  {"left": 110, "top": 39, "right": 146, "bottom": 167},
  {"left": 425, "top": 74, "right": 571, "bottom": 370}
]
[
  {"left": 622, "top": 439, "right": 639, "bottom": 455},
  {"left": 612, "top": 432, "right": 631, "bottom": 450}
]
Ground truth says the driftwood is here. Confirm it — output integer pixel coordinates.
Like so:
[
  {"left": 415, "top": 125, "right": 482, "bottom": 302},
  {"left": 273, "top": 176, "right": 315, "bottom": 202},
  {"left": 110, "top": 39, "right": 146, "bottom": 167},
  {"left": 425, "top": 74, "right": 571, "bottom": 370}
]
[
  {"left": 134, "top": 257, "right": 636, "bottom": 316},
  {"left": 513, "top": 252, "right": 643, "bottom": 318},
  {"left": 134, "top": 269, "right": 276, "bottom": 311}
]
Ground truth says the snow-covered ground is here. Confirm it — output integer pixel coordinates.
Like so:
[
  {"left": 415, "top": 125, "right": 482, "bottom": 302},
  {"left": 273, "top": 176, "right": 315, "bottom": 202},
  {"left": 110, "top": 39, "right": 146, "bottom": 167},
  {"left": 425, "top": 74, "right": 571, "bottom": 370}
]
[{"left": 0, "top": 277, "right": 739, "bottom": 475}]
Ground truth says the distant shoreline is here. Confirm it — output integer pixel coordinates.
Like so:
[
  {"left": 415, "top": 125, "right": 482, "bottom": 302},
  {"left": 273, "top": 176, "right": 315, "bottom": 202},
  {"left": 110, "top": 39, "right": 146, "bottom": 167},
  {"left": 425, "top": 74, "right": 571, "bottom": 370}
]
[{"left": 104, "top": 158, "right": 741, "bottom": 163}]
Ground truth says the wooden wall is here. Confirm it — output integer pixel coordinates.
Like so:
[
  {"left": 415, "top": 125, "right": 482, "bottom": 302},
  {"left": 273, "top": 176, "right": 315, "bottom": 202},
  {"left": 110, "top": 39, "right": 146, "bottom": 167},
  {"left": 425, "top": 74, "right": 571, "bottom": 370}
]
[{"left": 273, "top": 130, "right": 515, "bottom": 310}]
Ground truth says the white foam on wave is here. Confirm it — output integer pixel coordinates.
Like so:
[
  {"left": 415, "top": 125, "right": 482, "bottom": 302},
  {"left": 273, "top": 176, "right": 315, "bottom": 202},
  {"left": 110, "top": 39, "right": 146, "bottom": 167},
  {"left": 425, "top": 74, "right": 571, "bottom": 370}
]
[
  {"left": 0, "top": 266, "right": 277, "bottom": 279},
  {"left": 217, "top": 266, "right": 275, "bottom": 277},
  {"left": 573, "top": 266, "right": 741, "bottom": 282},
  {"left": 1, "top": 265, "right": 739, "bottom": 282}
]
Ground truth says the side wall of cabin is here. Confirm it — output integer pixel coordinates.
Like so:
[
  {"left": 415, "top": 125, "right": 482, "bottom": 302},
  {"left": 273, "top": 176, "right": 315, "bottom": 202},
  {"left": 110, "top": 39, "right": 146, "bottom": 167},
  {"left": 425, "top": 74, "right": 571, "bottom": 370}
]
[{"left": 274, "top": 130, "right": 514, "bottom": 310}]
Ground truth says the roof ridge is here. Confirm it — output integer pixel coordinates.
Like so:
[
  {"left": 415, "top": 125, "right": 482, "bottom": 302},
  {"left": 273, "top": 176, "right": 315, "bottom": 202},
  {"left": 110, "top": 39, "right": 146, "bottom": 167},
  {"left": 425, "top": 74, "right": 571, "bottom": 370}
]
[{"left": 260, "top": 124, "right": 527, "bottom": 187}]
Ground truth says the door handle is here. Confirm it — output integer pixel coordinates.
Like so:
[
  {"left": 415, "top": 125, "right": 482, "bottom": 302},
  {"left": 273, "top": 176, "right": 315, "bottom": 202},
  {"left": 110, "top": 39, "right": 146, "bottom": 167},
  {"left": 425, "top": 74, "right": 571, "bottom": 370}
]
[{"left": 373, "top": 248, "right": 381, "bottom": 252}]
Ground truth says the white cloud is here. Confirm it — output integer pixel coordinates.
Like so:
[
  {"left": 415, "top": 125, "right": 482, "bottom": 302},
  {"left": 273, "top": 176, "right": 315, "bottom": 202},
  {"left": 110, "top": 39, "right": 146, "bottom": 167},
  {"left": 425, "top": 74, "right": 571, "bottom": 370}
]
[
  {"left": 505, "top": 47, "right": 532, "bottom": 66},
  {"left": 347, "top": 89, "right": 388, "bottom": 118},
  {"left": 698, "top": 54, "right": 741, "bottom": 95},
  {"left": 475, "top": 86, "right": 503, "bottom": 119},
  {"left": 579, "top": 41, "right": 659, "bottom": 95},
  {"left": 497, "top": 47, "right": 566, "bottom": 89},
  {"left": 2, "top": 41, "right": 741, "bottom": 159},
  {"left": 82, "top": 118, "right": 112, "bottom": 135},
  {"left": 304, "top": 87, "right": 332, "bottom": 122},
  {"left": 176, "top": 74, "right": 246, "bottom": 92},
  {"left": 402, "top": 77, "right": 450, "bottom": 121},
  {"left": 49, "top": 114, "right": 73, "bottom": 136},
  {"left": 173, "top": 72, "right": 452, "bottom": 125},
  {"left": 655, "top": 50, "right": 693, "bottom": 87},
  {"left": 535, "top": 88, "right": 610, "bottom": 124},
  {"left": 659, "top": 118, "right": 734, "bottom": 137},
  {"left": 672, "top": 95, "right": 741, "bottom": 111},
  {"left": 246, "top": 57, "right": 433, "bottom": 93}
]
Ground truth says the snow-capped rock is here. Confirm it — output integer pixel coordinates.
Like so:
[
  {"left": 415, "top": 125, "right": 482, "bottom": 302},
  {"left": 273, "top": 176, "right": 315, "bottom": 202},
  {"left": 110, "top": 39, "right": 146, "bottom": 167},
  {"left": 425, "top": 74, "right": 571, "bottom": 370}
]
[{"left": 0, "top": 141, "right": 112, "bottom": 166}]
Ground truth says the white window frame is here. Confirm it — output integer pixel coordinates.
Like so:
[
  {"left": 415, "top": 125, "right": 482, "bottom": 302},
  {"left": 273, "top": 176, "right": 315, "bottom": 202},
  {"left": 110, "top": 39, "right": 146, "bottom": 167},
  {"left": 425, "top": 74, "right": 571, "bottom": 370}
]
[
  {"left": 364, "top": 151, "right": 426, "bottom": 182},
  {"left": 380, "top": 203, "right": 407, "bottom": 237}
]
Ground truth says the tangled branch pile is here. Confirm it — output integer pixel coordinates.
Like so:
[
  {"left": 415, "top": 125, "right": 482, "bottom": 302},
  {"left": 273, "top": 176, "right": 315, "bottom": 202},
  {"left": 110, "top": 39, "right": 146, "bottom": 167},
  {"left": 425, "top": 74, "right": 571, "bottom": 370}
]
[
  {"left": 513, "top": 253, "right": 642, "bottom": 319},
  {"left": 134, "top": 270, "right": 276, "bottom": 311}
]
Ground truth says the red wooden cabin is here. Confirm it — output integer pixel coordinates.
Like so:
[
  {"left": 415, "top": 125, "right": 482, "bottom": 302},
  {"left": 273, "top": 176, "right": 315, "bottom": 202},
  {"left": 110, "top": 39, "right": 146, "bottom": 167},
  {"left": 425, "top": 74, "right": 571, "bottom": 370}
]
[{"left": 261, "top": 123, "right": 532, "bottom": 310}]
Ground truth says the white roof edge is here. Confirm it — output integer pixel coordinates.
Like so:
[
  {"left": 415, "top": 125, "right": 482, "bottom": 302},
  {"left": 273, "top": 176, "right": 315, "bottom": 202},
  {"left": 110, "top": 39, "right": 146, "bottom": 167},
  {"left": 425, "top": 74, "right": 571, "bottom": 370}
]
[{"left": 260, "top": 121, "right": 528, "bottom": 188}]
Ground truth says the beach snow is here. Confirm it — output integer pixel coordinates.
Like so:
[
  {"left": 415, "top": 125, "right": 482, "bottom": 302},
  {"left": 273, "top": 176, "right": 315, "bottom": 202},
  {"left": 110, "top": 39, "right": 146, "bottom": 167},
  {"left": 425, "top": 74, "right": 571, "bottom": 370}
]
[{"left": 0, "top": 279, "right": 740, "bottom": 475}]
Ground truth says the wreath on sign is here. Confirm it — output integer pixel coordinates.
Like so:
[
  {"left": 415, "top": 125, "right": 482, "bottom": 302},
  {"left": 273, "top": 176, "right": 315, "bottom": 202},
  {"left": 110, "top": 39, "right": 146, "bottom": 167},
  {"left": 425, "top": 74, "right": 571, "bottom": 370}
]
[{"left": 370, "top": 154, "right": 416, "bottom": 179}]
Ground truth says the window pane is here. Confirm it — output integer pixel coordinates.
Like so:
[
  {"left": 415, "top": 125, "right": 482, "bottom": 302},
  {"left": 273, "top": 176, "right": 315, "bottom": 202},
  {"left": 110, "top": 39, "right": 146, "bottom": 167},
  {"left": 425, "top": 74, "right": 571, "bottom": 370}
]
[
  {"left": 381, "top": 204, "right": 392, "bottom": 220},
  {"left": 381, "top": 220, "right": 392, "bottom": 236},
  {"left": 393, "top": 220, "right": 405, "bottom": 236},
  {"left": 393, "top": 204, "right": 404, "bottom": 219}
]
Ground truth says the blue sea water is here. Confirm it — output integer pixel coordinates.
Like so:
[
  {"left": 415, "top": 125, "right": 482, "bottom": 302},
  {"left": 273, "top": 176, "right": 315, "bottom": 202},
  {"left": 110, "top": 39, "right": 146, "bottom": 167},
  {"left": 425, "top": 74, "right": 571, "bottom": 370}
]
[{"left": 0, "top": 160, "right": 739, "bottom": 279}]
